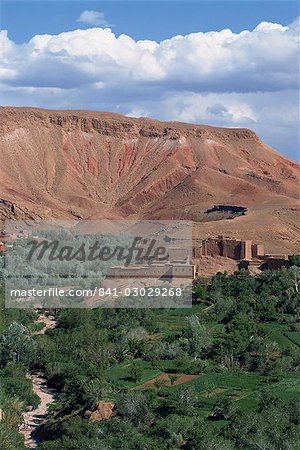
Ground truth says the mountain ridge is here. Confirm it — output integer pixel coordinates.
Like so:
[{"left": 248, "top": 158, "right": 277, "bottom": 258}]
[{"left": 0, "top": 107, "right": 299, "bottom": 254}]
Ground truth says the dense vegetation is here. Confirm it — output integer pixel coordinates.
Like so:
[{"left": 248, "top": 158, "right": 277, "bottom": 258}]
[
  {"left": 0, "top": 284, "right": 40, "bottom": 450},
  {"left": 0, "top": 262, "right": 299, "bottom": 449}
]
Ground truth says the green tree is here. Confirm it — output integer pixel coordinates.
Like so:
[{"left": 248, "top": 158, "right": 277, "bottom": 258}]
[
  {"left": 188, "top": 421, "right": 234, "bottom": 450},
  {"left": 129, "top": 363, "right": 143, "bottom": 383},
  {"left": 117, "top": 391, "right": 153, "bottom": 427},
  {"left": 178, "top": 387, "right": 197, "bottom": 416},
  {"left": 258, "top": 387, "right": 281, "bottom": 412},
  {"left": 81, "top": 379, "right": 111, "bottom": 407},
  {"left": 0, "top": 322, "right": 37, "bottom": 366},
  {"left": 185, "top": 315, "right": 212, "bottom": 358},
  {"left": 169, "top": 374, "right": 178, "bottom": 386},
  {"left": 211, "top": 398, "right": 237, "bottom": 420},
  {"left": 289, "top": 255, "right": 300, "bottom": 267},
  {"left": 291, "top": 399, "right": 300, "bottom": 425},
  {"left": 0, "top": 422, "right": 25, "bottom": 450},
  {"left": 124, "top": 327, "right": 148, "bottom": 358},
  {"left": 192, "top": 283, "right": 207, "bottom": 301}
]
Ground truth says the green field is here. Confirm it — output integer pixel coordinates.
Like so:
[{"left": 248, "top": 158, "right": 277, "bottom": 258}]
[
  {"left": 285, "top": 331, "right": 300, "bottom": 348},
  {"left": 104, "top": 362, "right": 163, "bottom": 388}
]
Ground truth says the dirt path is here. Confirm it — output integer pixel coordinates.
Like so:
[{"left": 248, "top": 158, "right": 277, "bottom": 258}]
[
  {"left": 19, "top": 312, "right": 58, "bottom": 449},
  {"left": 20, "top": 374, "right": 58, "bottom": 449},
  {"left": 33, "top": 313, "right": 56, "bottom": 335}
]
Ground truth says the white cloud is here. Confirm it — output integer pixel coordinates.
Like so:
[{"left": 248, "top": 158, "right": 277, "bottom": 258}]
[
  {"left": 76, "top": 10, "right": 113, "bottom": 27},
  {"left": 0, "top": 19, "right": 299, "bottom": 160},
  {"left": 206, "top": 102, "right": 257, "bottom": 124},
  {"left": 1, "top": 21, "right": 298, "bottom": 88}
]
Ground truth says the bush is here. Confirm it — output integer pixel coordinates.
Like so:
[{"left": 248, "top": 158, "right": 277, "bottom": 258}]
[
  {"left": 129, "top": 363, "right": 143, "bottom": 383},
  {"left": 117, "top": 391, "right": 153, "bottom": 427},
  {"left": 0, "top": 422, "right": 25, "bottom": 450}
]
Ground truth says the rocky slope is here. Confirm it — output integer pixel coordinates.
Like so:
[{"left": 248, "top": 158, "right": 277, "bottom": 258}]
[{"left": 0, "top": 107, "right": 299, "bottom": 253}]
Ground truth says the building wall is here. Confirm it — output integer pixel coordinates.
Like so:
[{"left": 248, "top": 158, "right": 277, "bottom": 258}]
[
  {"left": 172, "top": 265, "right": 195, "bottom": 277},
  {"left": 108, "top": 264, "right": 194, "bottom": 278},
  {"left": 239, "top": 257, "right": 291, "bottom": 272},
  {"left": 194, "top": 237, "right": 266, "bottom": 261},
  {"left": 201, "top": 239, "right": 222, "bottom": 257},
  {"left": 252, "top": 243, "right": 265, "bottom": 258},
  {"left": 200, "top": 237, "right": 251, "bottom": 260},
  {"left": 193, "top": 247, "right": 202, "bottom": 258},
  {"left": 222, "top": 239, "right": 242, "bottom": 260},
  {"left": 266, "top": 258, "right": 290, "bottom": 270},
  {"left": 240, "top": 240, "right": 252, "bottom": 260}
]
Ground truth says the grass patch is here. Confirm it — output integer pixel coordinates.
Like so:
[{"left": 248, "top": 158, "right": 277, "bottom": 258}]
[
  {"left": 262, "top": 322, "right": 293, "bottom": 350},
  {"left": 153, "top": 304, "right": 208, "bottom": 336},
  {"left": 104, "top": 361, "right": 162, "bottom": 388},
  {"left": 284, "top": 331, "right": 300, "bottom": 348}
]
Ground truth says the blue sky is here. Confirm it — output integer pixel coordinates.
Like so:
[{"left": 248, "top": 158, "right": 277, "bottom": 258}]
[{"left": 0, "top": 1, "right": 299, "bottom": 160}]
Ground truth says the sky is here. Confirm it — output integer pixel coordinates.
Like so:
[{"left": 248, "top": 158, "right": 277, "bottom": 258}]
[{"left": 0, "top": 1, "right": 299, "bottom": 160}]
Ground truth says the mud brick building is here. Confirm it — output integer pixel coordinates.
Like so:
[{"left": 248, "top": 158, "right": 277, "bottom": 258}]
[
  {"left": 193, "top": 236, "right": 264, "bottom": 261},
  {"left": 193, "top": 236, "right": 291, "bottom": 274}
]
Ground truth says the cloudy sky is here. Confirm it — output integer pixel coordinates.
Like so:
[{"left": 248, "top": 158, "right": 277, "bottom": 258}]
[{"left": 1, "top": 1, "right": 299, "bottom": 160}]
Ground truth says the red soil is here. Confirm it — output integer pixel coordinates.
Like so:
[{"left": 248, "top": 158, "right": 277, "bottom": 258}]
[
  {"left": 0, "top": 107, "right": 299, "bottom": 255},
  {"left": 138, "top": 373, "right": 200, "bottom": 388}
]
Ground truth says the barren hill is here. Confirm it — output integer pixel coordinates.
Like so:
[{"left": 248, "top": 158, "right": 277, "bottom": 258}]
[{"left": 0, "top": 107, "right": 299, "bottom": 253}]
